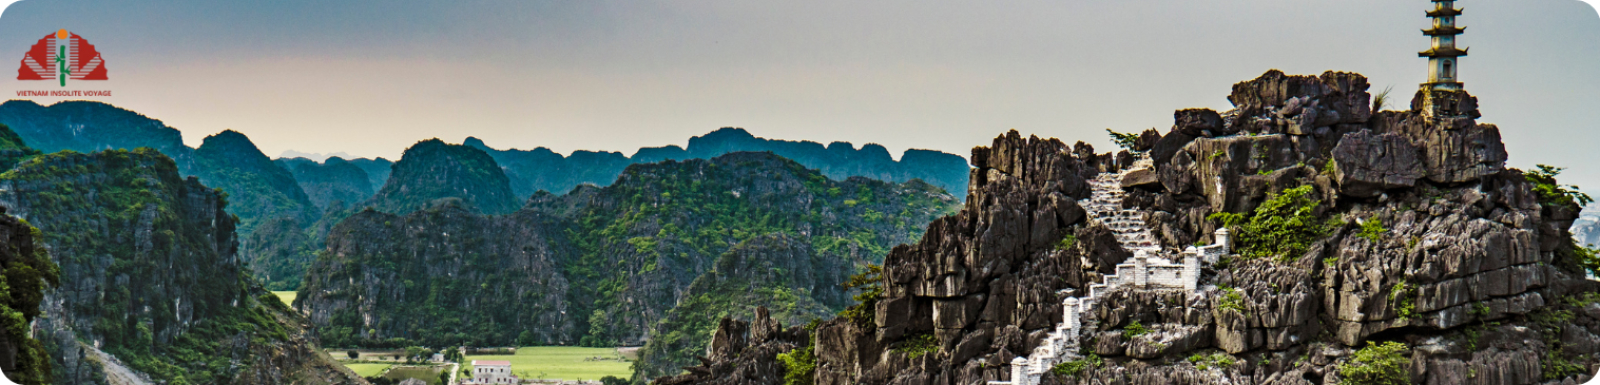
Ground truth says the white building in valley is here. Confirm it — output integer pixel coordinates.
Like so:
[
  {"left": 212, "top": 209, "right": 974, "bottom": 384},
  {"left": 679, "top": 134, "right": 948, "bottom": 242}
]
[{"left": 468, "top": 360, "right": 516, "bottom": 384}]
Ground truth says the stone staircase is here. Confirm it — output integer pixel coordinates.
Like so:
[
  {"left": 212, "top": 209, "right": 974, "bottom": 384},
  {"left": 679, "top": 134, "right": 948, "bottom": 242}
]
[{"left": 989, "top": 160, "right": 1230, "bottom": 385}]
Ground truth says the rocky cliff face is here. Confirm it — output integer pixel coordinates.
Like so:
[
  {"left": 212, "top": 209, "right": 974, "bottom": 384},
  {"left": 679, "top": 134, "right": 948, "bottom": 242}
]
[
  {"left": 466, "top": 127, "right": 971, "bottom": 198},
  {"left": 366, "top": 139, "right": 519, "bottom": 215},
  {"left": 671, "top": 70, "right": 1600, "bottom": 385},
  {"left": 297, "top": 152, "right": 959, "bottom": 356},
  {"left": 0, "top": 148, "right": 365, "bottom": 385},
  {"left": 0, "top": 100, "right": 198, "bottom": 175},
  {"left": 0, "top": 208, "right": 61, "bottom": 385},
  {"left": 631, "top": 234, "right": 860, "bottom": 381}
]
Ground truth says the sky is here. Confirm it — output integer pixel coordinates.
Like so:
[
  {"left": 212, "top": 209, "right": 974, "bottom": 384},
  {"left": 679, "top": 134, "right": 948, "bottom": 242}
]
[{"left": 0, "top": 0, "right": 1597, "bottom": 191}]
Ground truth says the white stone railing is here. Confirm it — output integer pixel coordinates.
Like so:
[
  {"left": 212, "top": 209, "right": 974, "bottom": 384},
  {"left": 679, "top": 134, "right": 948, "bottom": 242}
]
[{"left": 991, "top": 160, "right": 1230, "bottom": 385}]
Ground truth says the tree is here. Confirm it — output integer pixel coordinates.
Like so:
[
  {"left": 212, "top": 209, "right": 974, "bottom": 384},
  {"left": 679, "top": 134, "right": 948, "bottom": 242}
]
[
  {"left": 347, "top": 350, "right": 359, "bottom": 360},
  {"left": 600, "top": 376, "right": 630, "bottom": 385},
  {"left": 1106, "top": 129, "right": 1140, "bottom": 151},
  {"left": 517, "top": 330, "right": 537, "bottom": 347}
]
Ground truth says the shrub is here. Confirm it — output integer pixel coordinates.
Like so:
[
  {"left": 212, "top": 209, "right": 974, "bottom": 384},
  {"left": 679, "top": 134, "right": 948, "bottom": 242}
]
[
  {"left": 1218, "top": 287, "right": 1248, "bottom": 314},
  {"left": 1357, "top": 216, "right": 1387, "bottom": 243},
  {"left": 776, "top": 344, "right": 816, "bottom": 385},
  {"left": 1389, "top": 280, "right": 1416, "bottom": 322},
  {"left": 1054, "top": 234, "right": 1077, "bottom": 251},
  {"left": 1188, "top": 352, "right": 1235, "bottom": 370},
  {"left": 893, "top": 333, "right": 940, "bottom": 359},
  {"left": 838, "top": 264, "right": 883, "bottom": 329},
  {"left": 1337, "top": 341, "right": 1409, "bottom": 385},
  {"left": 1121, "top": 320, "right": 1150, "bottom": 340},
  {"left": 1525, "top": 165, "right": 1593, "bottom": 207},
  {"left": 1050, "top": 354, "right": 1103, "bottom": 377},
  {"left": 1207, "top": 185, "right": 1335, "bottom": 262}
]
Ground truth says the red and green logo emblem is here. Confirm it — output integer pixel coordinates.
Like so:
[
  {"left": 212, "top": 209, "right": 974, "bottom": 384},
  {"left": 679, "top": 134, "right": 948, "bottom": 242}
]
[{"left": 17, "top": 29, "right": 108, "bottom": 87}]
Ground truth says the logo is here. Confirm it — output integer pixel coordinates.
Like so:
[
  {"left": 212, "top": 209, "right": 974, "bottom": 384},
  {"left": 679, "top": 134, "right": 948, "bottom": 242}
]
[{"left": 17, "top": 29, "right": 108, "bottom": 87}]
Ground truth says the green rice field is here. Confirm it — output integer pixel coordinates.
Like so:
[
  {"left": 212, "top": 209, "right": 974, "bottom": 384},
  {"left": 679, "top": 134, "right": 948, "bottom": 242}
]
[
  {"left": 464, "top": 346, "right": 631, "bottom": 381},
  {"left": 342, "top": 363, "right": 392, "bottom": 377},
  {"left": 272, "top": 291, "right": 296, "bottom": 307}
]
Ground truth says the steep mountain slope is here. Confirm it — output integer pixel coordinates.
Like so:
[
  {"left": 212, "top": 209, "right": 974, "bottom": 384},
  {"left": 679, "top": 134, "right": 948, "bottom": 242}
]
[
  {"left": 0, "top": 207, "right": 61, "bottom": 385},
  {"left": 666, "top": 70, "right": 1600, "bottom": 385},
  {"left": 283, "top": 157, "right": 374, "bottom": 210},
  {"left": 0, "top": 100, "right": 198, "bottom": 175},
  {"left": 366, "top": 139, "right": 519, "bottom": 215},
  {"left": 193, "top": 130, "right": 320, "bottom": 232},
  {"left": 0, "top": 124, "right": 42, "bottom": 171},
  {"left": 0, "top": 147, "right": 364, "bottom": 385},
  {"left": 345, "top": 157, "right": 394, "bottom": 193},
  {"left": 297, "top": 152, "right": 960, "bottom": 354},
  {"left": 465, "top": 127, "right": 971, "bottom": 198}
]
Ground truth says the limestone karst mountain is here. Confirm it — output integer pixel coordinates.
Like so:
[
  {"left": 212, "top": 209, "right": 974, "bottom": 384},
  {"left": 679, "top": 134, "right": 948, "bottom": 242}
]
[
  {"left": 659, "top": 70, "right": 1600, "bottom": 385},
  {"left": 0, "top": 100, "right": 199, "bottom": 175},
  {"left": 193, "top": 130, "right": 321, "bottom": 233},
  {"left": 0, "top": 136, "right": 363, "bottom": 384},
  {"left": 295, "top": 152, "right": 960, "bottom": 368},
  {"left": 465, "top": 127, "right": 971, "bottom": 198},
  {"left": 365, "top": 138, "right": 520, "bottom": 215},
  {"left": 277, "top": 156, "right": 375, "bottom": 211},
  {"left": 0, "top": 201, "right": 61, "bottom": 385}
]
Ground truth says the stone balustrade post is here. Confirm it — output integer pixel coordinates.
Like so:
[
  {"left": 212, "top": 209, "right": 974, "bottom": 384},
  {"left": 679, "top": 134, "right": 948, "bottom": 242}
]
[
  {"left": 1214, "top": 227, "right": 1231, "bottom": 255},
  {"left": 1183, "top": 256, "right": 1199, "bottom": 292},
  {"left": 1133, "top": 250, "right": 1149, "bottom": 288},
  {"left": 1011, "top": 357, "right": 1030, "bottom": 385}
]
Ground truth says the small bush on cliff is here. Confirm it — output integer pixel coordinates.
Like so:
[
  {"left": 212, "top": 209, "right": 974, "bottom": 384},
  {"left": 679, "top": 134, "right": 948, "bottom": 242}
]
[
  {"left": 1054, "top": 233, "right": 1077, "bottom": 251},
  {"left": 1525, "top": 165, "right": 1594, "bottom": 207},
  {"left": 1207, "top": 185, "right": 1335, "bottom": 262},
  {"left": 777, "top": 343, "right": 816, "bottom": 385},
  {"left": 839, "top": 264, "right": 883, "bottom": 329},
  {"left": 893, "top": 333, "right": 940, "bottom": 359},
  {"left": 1357, "top": 216, "right": 1387, "bottom": 243},
  {"left": 1337, "top": 341, "right": 1409, "bottom": 385},
  {"left": 1121, "top": 320, "right": 1150, "bottom": 340},
  {"left": 1050, "top": 354, "right": 1102, "bottom": 377}
]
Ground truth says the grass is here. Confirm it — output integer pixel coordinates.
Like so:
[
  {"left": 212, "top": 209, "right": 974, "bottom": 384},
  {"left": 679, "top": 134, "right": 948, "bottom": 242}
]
[
  {"left": 343, "top": 363, "right": 392, "bottom": 377},
  {"left": 464, "top": 346, "right": 632, "bottom": 381},
  {"left": 273, "top": 291, "right": 297, "bottom": 307}
]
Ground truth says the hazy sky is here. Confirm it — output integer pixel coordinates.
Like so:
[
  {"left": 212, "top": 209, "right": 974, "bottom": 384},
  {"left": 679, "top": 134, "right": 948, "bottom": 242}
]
[{"left": 1, "top": 0, "right": 1597, "bottom": 191}]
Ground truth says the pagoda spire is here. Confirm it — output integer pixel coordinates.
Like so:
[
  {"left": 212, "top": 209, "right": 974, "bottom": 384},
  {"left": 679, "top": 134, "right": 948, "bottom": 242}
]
[{"left": 1420, "top": 0, "right": 1467, "bottom": 91}]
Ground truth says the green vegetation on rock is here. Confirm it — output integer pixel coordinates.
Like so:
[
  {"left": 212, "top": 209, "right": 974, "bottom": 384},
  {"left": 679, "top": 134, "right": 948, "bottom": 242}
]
[
  {"left": 1337, "top": 341, "right": 1409, "bottom": 385},
  {"left": 1207, "top": 185, "right": 1336, "bottom": 262}
]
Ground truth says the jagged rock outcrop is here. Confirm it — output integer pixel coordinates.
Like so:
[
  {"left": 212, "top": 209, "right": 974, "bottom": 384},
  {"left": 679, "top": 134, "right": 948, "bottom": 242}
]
[
  {"left": 467, "top": 127, "right": 971, "bottom": 198},
  {"left": 671, "top": 70, "right": 1600, "bottom": 385},
  {"left": 632, "top": 234, "right": 859, "bottom": 381},
  {"left": 0, "top": 148, "right": 365, "bottom": 385},
  {"left": 365, "top": 139, "right": 520, "bottom": 215},
  {"left": 656, "top": 308, "right": 810, "bottom": 385}
]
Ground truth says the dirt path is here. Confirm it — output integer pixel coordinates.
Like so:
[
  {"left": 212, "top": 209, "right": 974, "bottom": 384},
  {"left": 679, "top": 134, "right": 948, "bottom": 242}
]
[{"left": 82, "top": 343, "right": 152, "bottom": 385}]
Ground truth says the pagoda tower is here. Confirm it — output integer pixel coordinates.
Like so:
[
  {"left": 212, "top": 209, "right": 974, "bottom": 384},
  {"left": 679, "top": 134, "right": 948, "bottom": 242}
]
[{"left": 1420, "top": 0, "right": 1467, "bottom": 91}]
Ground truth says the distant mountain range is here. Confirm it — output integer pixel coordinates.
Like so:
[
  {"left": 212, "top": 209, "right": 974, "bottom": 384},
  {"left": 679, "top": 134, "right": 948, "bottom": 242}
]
[{"left": 466, "top": 127, "right": 971, "bottom": 197}]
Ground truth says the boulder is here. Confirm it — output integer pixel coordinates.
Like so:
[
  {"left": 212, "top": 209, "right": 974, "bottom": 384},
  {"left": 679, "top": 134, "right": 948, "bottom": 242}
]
[{"left": 1331, "top": 130, "right": 1423, "bottom": 197}]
